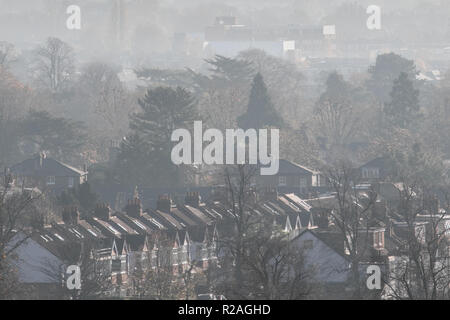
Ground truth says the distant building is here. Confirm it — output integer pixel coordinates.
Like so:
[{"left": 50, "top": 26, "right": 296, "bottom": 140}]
[
  {"left": 10, "top": 153, "right": 88, "bottom": 194},
  {"left": 359, "top": 156, "right": 396, "bottom": 182},
  {"left": 257, "top": 159, "right": 325, "bottom": 195},
  {"left": 203, "top": 16, "right": 296, "bottom": 59}
]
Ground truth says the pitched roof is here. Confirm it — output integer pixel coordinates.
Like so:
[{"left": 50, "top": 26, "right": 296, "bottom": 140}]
[
  {"left": 11, "top": 156, "right": 87, "bottom": 177},
  {"left": 109, "top": 215, "right": 139, "bottom": 235},
  {"left": 170, "top": 207, "right": 198, "bottom": 227},
  {"left": 77, "top": 219, "right": 106, "bottom": 239},
  {"left": 115, "top": 212, "right": 152, "bottom": 234},
  {"left": 294, "top": 229, "right": 350, "bottom": 262},
  {"left": 276, "top": 159, "right": 318, "bottom": 175},
  {"left": 182, "top": 205, "right": 214, "bottom": 225},
  {"left": 283, "top": 193, "right": 312, "bottom": 212},
  {"left": 359, "top": 156, "right": 395, "bottom": 170},
  {"left": 149, "top": 209, "right": 185, "bottom": 231},
  {"left": 89, "top": 217, "right": 122, "bottom": 238}
]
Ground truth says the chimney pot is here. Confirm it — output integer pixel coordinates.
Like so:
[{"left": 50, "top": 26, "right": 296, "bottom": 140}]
[
  {"left": 157, "top": 194, "right": 172, "bottom": 213},
  {"left": 125, "top": 197, "right": 143, "bottom": 218},
  {"left": 94, "top": 203, "right": 112, "bottom": 220}
]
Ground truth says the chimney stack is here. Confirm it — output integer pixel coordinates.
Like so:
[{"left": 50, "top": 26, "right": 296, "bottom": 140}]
[
  {"left": 62, "top": 206, "right": 80, "bottom": 225},
  {"left": 157, "top": 195, "right": 173, "bottom": 213},
  {"left": 125, "top": 198, "right": 143, "bottom": 217},
  {"left": 39, "top": 151, "right": 46, "bottom": 167},
  {"left": 313, "top": 208, "right": 330, "bottom": 229},
  {"left": 263, "top": 187, "right": 278, "bottom": 201},
  {"left": 246, "top": 189, "right": 259, "bottom": 205},
  {"left": 94, "top": 203, "right": 112, "bottom": 220},
  {"left": 185, "top": 191, "right": 201, "bottom": 208}
]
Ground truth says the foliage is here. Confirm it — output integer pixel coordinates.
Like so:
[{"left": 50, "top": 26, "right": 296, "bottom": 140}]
[{"left": 237, "top": 73, "right": 284, "bottom": 130}]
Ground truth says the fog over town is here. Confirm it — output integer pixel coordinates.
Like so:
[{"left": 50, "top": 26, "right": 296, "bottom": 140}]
[{"left": 0, "top": 0, "right": 450, "bottom": 301}]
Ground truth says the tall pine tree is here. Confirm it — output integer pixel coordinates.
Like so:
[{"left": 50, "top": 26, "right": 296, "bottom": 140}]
[
  {"left": 115, "top": 86, "right": 199, "bottom": 187},
  {"left": 384, "top": 72, "right": 421, "bottom": 128},
  {"left": 131, "top": 86, "right": 198, "bottom": 149},
  {"left": 237, "top": 73, "right": 284, "bottom": 130}
]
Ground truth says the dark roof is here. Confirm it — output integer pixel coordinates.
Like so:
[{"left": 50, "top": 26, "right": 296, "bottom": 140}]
[
  {"left": 170, "top": 207, "right": 198, "bottom": 227},
  {"left": 11, "top": 156, "right": 86, "bottom": 177},
  {"left": 182, "top": 205, "right": 214, "bottom": 225},
  {"left": 359, "top": 156, "right": 395, "bottom": 170},
  {"left": 89, "top": 217, "right": 122, "bottom": 238},
  {"left": 77, "top": 219, "right": 106, "bottom": 239},
  {"left": 283, "top": 193, "right": 312, "bottom": 212},
  {"left": 109, "top": 216, "right": 139, "bottom": 235},
  {"left": 149, "top": 210, "right": 185, "bottom": 231},
  {"left": 139, "top": 213, "right": 167, "bottom": 231},
  {"left": 294, "top": 229, "right": 350, "bottom": 262},
  {"left": 115, "top": 212, "right": 152, "bottom": 234},
  {"left": 276, "top": 159, "right": 318, "bottom": 175}
]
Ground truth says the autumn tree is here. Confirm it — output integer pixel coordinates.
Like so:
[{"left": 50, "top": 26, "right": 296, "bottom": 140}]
[{"left": 0, "top": 41, "right": 16, "bottom": 69}]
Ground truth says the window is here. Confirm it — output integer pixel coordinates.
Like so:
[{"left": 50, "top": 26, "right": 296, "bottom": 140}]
[
  {"left": 312, "top": 174, "right": 320, "bottom": 187},
  {"left": 111, "top": 259, "right": 121, "bottom": 272},
  {"left": 374, "top": 232, "right": 380, "bottom": 248},
  {"left": 374, "top": 232, "right": 384, "bottom": 248},
  {"left": 303, "top": 240, "right": 314, "bottom": 249},
  {"left": 299, "top": 177, "right": 307, "bottom": 188},
  {"left": 46, "top": 176, "right": 55, "bottom": 185},
  {"left": 278, "top": 176, "right": 287, "bottom": 186},
  {"left": 68, "top": 177, "right": 74, "bottom": 188},
  {"left": 362, "top": 168, "right": 379, "bottom": 179},
  {"left": 371, "top": 168, "right": 380, "bottom": 178}
]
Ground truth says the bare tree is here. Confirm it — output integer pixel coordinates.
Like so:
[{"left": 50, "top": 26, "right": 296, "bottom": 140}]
[
  {"left": 131, "top": 234, "right": 184, "bottom": 300},
  {"left": 218, "top": 164, "right": 259, "bottom": 297},
  {"left": 322, "top": 161, "right": 378, "bottom": 299},
  {"left": 0, "top": 174, "right": 39, "bottom": 299},
  {"left": 383, "top": 182, "right": 450, "bottom": 300},
  {"left": 241, "top": 217, "right": 314, "bottom": 299},
  {"left": 212, "top": 164, "right": 316, "bottom": 299},
  {"left": 40, "top": 239, "right": 113, "bottom": 300},
  {"left": 0, "top": 42, "right": 16, "bottom": 69},
  {"left": 79, "top": 62, "right": 133, "bottom": 137},
  {"left": 34, "top": 37, "right": 75, "bottom": 93}
]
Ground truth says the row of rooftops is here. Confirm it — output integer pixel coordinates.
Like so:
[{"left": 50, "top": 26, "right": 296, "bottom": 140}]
[
  {"left": 29, "top": 189, "right": 317, "bottom": 258},
  {"left": 23, "top": 182, "right": 450, "bottom": 273}
]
